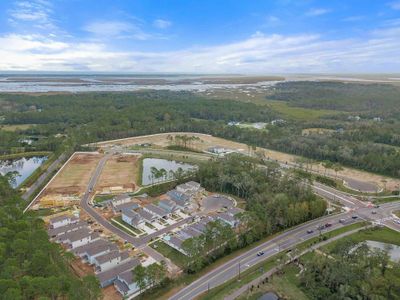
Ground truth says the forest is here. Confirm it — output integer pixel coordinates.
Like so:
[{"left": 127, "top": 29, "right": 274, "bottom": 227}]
[
  {"left": 1, "top": 85, "right": 400, "bottom": 179},
  {"left": 0, "top": 176, "right": 101, "bottom": 299}
]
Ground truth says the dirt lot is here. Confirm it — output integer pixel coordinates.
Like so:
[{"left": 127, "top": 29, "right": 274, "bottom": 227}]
[
  {"left": 96, "top": 154, "right": 139, "bottom": 192},
  {"left": 43, "top": 152, "right": 103, "bottom": 196},
  {"left": 93, "top": 132, "right": 400, "bottom": 191}
]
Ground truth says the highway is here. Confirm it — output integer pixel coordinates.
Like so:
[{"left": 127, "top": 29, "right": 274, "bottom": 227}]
[
  {"left": 169, "top": 201, "right": 400, "bottom": 300},
  {"left": 77, "top": 149, "right": 400, "bottom": 300}
]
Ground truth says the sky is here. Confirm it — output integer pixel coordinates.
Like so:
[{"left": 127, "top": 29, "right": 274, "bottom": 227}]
[{"left": 0, "top": 0, "right": 399, "bottom": 73}]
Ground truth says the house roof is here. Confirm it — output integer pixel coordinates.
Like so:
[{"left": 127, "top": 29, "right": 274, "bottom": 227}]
[
  {"left": 86, "top": 241, "right": 118, "bottom": 257},
  {"left": 47, "top": 221, "right": 86, "bottom": 237},
  {"left": 96, "top": 258, "right": 140, "bottom": 286},
  {"left": 158, "top": 199, "right": 176, "bottom": 208},
  {"left": 217, "top": 213, "right": 236, "bottom": 224},
  {"left": 136, "top": 208, "right": 154, "bottom": 221},
  {"left": 113, "top": 201, "right": 139, "bottom": 212},
  {"left": 144, "top": 204, "right": 168, "bottom": 217},
  {"left": 167, "top": 190, "right": 190, "bottom": 204},
  {"left": 114, "top": 193, "right": 130, "bottom": 201},
  {"left": 186, "top": 181, "right": 201, "bottom": 188},
  {"left": 114, "top": 278, "right": 130, "bottom": 294},
  {"left": 118, "top": 269, "right": 134, "bottom": 285},
  {"left": 73, "top": 239, "right": 111, "bottom": 255},
  {"left": 227, "top": 207, "right": 244, "bottom": 216},
  {"left": 57, "top": 227, "right": 91, "bottom": 242},
  {"left": 167, "top": 236, "right": 185, "bottom": 248},
  {"left": 95, "top": 250, "right": 127, "bottom": 264},
  {"left": 49, "top": 214, "right": 74, "bottom": 224},
  {"left": 181, "top": 227, "right": 202, "bottom": 238}
]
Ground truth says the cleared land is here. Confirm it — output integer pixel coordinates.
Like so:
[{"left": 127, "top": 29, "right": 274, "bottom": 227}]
[
  {"left": 96, "top": 154, "right": 139, "bottom": 192},
  {"left": 43, "top": 152, "right": 103, "bottom": 196},
  {"left": 0, "top": 124, "right": 36, "bottom": 131},
  {"left": 93, "top": 132, "right": 400, "bottom": 191}
]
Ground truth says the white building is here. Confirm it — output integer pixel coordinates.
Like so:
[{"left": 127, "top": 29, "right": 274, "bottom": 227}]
[
  {"left": 93, "top": 250, "right": 130, "bottom": 273},
  {"left": 49, "top": 214, "right": 79, "bottom": 229}
]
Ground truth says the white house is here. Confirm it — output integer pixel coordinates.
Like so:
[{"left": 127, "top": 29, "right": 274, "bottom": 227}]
[
  {"left": 93, "top": 250, "right": 130, "bottom": 273},
  {"left": 82, "top": 240, "right": 119, "bottom": 264},
  {"left": 176, "top": 181, "right": 204, "bottom": 195},
  {"left": 58, "top": 228, "right": 100, "bottom": 249},
  {"left": 96, "top": 258, "right": 140, "bottom": 288},
  {"left": 114, "top": 269, "right": 140, "bottom": 296},
  {"left": 49, "top": 214, "right": 79, "bottom": 229},
  {"left": 112, "top": 193, "right": 131, "bottom": 206},
  {"left": 121, "top": 209, "right": 145, "bottom": 228},
  {"left": 143, "top": 204, "right": 169, "bottom": 219}
]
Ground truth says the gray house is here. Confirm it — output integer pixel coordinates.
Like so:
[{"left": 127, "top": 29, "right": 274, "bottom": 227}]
[{"left": 96, "top": 258, "right": 140, "bottom": 288}]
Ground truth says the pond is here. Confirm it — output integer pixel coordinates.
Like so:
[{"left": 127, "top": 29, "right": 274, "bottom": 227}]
[
  {"left": 142, "top": 158, "right": 196, "bottom": 186},
  {"left": 0, "top": 156, "right": 47, "bottom": 188},
  {"left": 365, "top": 240, "right": 400, "bottom": 262}
]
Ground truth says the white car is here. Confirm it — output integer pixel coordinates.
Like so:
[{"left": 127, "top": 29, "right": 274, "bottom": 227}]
[{"left": 393, "top": 219, "right": 400, "bottom": 225}]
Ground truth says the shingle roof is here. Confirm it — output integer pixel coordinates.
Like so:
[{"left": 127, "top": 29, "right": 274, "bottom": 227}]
[
  {"left": 113, "top": 201, "right": 139, "bottom": 212},
  {"left": 73, "top": 239, "right": 111, "bottom": 256},
  {"left": 118, "top": 269, "right": 134, "bottom": 285},
  {"left": 95, "top": 250, "right": 129, "bottom": 265},
  {"left": 167, "top": 190, "right": 189, "bottom": 204},
  {"left": 57, "top": 227, "right": 91, "bottom": 242},
  {"left": 96, "top": 258, "right": 140, "bottom": 286},
  {"left": 49, "top": 214, "right": 76, "bottom": 224},
  {"left": 158, "top": 199, "right": 176, "bottom": 208},
  {"left": 114, "top": 193, "right": 130, "bottom": 202},
  {"left": 114, "top": 278, "right": 129, "bottom": 293},
  {"left": 47, "top": 221, "right": 86, "bottom": 237},
  {"left": 86, "top": 241, "right": 118, "bottom": 257},
  {"left": 168, "top": 236, "right": 185, "bottom": 248},
  {"left": 145, "top": 204, "right": 168, "bottom": 217},
  {"left": 136, "top": 208, "right": 154, "bottom": 221}
]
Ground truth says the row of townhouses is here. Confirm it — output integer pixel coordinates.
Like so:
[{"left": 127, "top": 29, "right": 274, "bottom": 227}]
[{"left": 48, "top": 214, "right": 141, "bottom": 297}]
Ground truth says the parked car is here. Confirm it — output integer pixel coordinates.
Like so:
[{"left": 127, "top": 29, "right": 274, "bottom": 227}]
[
  {"left": 257, "top": 251, "right": 265, "bottom": 256},
  {"left": 394, "top": 219, "right": 400, "bottom": 225},
  {"left": 371, "top": 210, "right": 377, "bottom": 214},
  {"left": 374, "top": 205, "right": 380, "bottom": 208},
  {"left": 306, "top": 229, "right": 314, "bottom": 234},
  {"left": 339, "top": 218, "right": 346, "bottom": 224},
  {"left": 352, "top": 215, "right": 358, "bottom": 219},
  {"left": 325, "top": 223, "right": 332, "bottom": 228}
]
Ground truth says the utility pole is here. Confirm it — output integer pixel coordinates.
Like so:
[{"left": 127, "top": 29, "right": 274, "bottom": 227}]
[{"left": 238, "top": 261, "right": 241, "bottom": 280}]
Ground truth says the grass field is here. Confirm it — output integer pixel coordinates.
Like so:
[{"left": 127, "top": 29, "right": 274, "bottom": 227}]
[
  {"left": 43, "top": 153, "right": 103, "bottom": 196},
  {"left": 0, "top": 124, "right": 36, "bottom": 131},
  {"left": 96, "top": 154, "right": 139, "bottom": 192},
  {"left": 150, "top": 240, "right": 190, "bottom": 269},
  {"left": 266, "top": 100, "right": 338, "bottom": 120}
]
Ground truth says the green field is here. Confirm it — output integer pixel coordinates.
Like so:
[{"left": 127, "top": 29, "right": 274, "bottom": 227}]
[
  {"left": 150, "top": 240, "right": 190, "bottom": 269},
  {"left": 0, "top": 124, "right": 36, "bottom": 131},
  {"left": 266, "top": 100, "right": 339, "bottom": 120}
]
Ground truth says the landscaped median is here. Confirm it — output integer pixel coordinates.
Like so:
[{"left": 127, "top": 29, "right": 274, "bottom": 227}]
[{"left": 198, "top": 221, "right": 369, "bottom": 300}]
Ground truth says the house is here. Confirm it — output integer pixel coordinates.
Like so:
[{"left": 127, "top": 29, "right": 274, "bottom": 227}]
[
  {"left": 57, "top": 228, "right": 100, "bottom": 249},
  {"left": 216, "top": 213, "right": 237, "bottom": 227},
  {"left": 112, "top": 201, "right": 139, "bottom": 214},
  {"left": 163, "top": 235, "right": 188, "bottom": 255},
  {"left": 207, "top": 146, "right": 233, "bottom": 156},
  {"left": 158, "top": 199, "right": 178, "bottom": 213},
  {"left": 49, "top": 214, "right": 79, "bottom": 229},
  {"left": 176, "top": 181, "right": 203, "bottom": 194},
  {"left": 93, "top": 250, "right": 130, "bottom": 273},
  {"left": 96, "top": 258, "right": 140, "bottom": 288},
  {"left": 112, "top": 193, "right": 131, "bottom": 206},
  {"left": 73, "top": 238, "right": 112, "bottom": 256},
  {"left": 121, "top": 209, "right": 145, "bottom": 228},
  {"left": 47, "top": 221, "right": 86, "bottom": 238},
  {"left": 136, "top": 208, "right": 157, "bottom": 222},
  {"left": 114, "top": 269, "right": 140, "bottom": 296},
  {"left": 166, "top": 190, "right": 190, "bottom": 208},
  {"left": 80, "top": 240, "right": 119, "bottom": 264},
  {"left": 143, "top": 204, "right": 168, "bottom": 219}
]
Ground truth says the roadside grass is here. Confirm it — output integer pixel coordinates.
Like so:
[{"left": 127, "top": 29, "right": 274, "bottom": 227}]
[
  {"left": 93, "top": 194, "right": 112, "bottom": 204},
  {"left": 145, "top": 222, "right": 156, "bottom": 230},
  {"left": 111, "top": 216, "right": 143, "bottom": 236},
  {"left": 151, "top": 240, "right": 190, "bottom": 269},
  {"left": 373, "top": 197, "right": 400, "bottom": 205},
  {"left": 322, "top": 226, "right": 400, "bottom": 253},
  {"left": 198, "top": 222, "right": 368, "bottom": 300},
  {"left": 394, "top": 211, "right": 400, "bottom": 218},
  {"left": 236, "top": 264, "right": 308, "bottom": 300}
]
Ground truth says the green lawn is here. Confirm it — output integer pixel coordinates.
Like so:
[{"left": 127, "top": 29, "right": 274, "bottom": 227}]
[
  {"left": 93, "top": 194, "right": 113, "bottom": 204},
  {"left": 111, "top": 216, "right": 143, "bottom": 235},
  {"left": 322, "top": 226, "right": 400, "bottom": 253},
  {"left": 266, "top": 100, "right": 339, "bottom": 120},
  {"left": 150, "top": 240, "right": 190, "bottom": 269}
]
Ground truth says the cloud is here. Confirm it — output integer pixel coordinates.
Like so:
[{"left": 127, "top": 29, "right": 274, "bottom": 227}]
[
  {"left": 153, "top": 19, "right": 172, "bottom": 29},
  {"left": 8, "top": 0, "right": 56, "bottom": 30},
  {"left": 389, "top": 1, "right": 400, "bottom": 10},
  {"left": 306, "top": 8, "right": 331, "bottom": 17},
  {"left": 0, "top": 24, "right": 400, "bottom": 73}
]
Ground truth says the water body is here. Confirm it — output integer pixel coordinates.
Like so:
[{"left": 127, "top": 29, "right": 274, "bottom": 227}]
[
  {"left": 142, "top": 158, "right": 195, "bottom": 185},
  {"left": 0, "top": 156, "right": 47, "bottom": 188},
  {"left": 365, "top": 240, "right": 400, "bottom": 262}
]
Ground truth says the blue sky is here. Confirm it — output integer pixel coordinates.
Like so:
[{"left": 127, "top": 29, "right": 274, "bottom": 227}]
[{"left": 0, "top": 0, "right": 399, "bottom": 73}]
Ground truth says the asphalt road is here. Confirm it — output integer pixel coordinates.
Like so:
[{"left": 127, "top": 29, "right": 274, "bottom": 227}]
[
  {"left": 169, "top": 201, "right": 400, "bottom": 300},
  {"left": 22, "top": 153, "right": 67, "bottom": 201}
]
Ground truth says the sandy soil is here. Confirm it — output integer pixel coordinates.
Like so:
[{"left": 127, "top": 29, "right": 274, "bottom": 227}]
[
  {"left": 43, "top": 152, "right": 103, "bottom": 196},
  {"left": 96, "top": 154, "right": 139, "bottom": 191},
  {"left": 93, "top": 132, "right": 400, "bottom": 191}
]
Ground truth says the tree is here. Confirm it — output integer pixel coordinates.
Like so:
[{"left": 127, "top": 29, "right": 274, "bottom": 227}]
[{"left": 133, "top": 265, "right": 147, "bottom": 293}]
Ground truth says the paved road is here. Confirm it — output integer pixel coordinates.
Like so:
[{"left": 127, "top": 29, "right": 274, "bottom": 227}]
[
  {"left": 22, "top": 153, "right": 67, "bottom": 200},
  {"left": 169, "top": 201, "right": 400, "bottom": 300}
]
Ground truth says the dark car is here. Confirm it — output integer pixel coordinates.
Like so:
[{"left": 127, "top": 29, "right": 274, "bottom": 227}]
[
  {"left": 257, "top": 251, "right": 265, "bottom": 256},
  {"left": 325, "top": 223, "right": 332, "bottom": 228},
  {"left": 352, "top": 215, "right": 358, "bottom": 219},
  {"left": 307, "top": 229, "right": 314, "bottom": 234}
]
